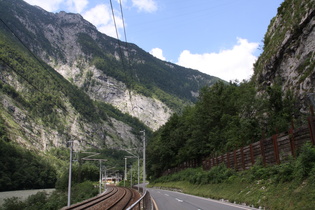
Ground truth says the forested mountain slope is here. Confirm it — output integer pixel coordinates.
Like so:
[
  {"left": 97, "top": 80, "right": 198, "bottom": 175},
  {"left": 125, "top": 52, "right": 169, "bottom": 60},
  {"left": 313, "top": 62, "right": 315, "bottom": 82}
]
[
  {"left": 0, "top": 27, "right": 147, "bottom": 151},
  {"left": 0, "top": 0, "right": 220, "bottom": 131},
  {"left": 0, "top": 0, "right": 221, "bottom": 152}
]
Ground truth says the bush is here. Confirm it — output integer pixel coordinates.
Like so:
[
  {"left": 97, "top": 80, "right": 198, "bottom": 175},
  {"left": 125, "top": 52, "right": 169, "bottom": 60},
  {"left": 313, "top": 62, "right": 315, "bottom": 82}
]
[
  {"left": 248, "top": 144, "right": 315, "bottom": 184},
  {"left": 55, "top": 162, "right": 99, "bottom": 190},
  {"left": 152, "top": 165, "right": 236, "bottom": 185},
  {"left": 24, "top": 191, "right": 48, "bottom": 210},
  {"left": 0, "top": 140, "right": 57, "bottom": 191},
  {"left": 2, "top": 197, "right": 26, "bottom": 210},
  {"left": 294, "top": 143, "right": 315, "bottom": 181},
  {"left": 1, "top": 182, "right": 97, "bottom": 210},
  {"left": 206, "top": 164, "right": 235, "bottom": 184},
  {"left": 273, "top": 161, "right": 295, "bottom": 183},
  {"left": 71, "top": 181, "right": 98, "bottom": 204}
]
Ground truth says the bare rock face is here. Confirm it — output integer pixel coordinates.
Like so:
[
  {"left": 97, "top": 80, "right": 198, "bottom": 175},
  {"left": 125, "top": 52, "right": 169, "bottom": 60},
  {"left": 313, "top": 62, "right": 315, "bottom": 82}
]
[
  {"left": 37, "top": 11, "right": 173, "bottom": 131},
  {"left": 55, "top": 63, "right": 172, "bottom": 131},
  {"left": 253, "top": 0, "right": 315, "bottom": 112},
  {"left": 0, "top": 67, "right": 141, "bottom": 151},
  {"left": 1, "top": 0, "right": 216, "bottom": 152}
]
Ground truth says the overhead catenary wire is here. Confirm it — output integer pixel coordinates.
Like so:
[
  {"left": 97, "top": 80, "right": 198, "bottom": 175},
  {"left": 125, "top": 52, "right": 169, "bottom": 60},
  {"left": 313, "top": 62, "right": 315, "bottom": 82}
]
[
  {"left": 109, "top": 0, "right": 127, "bottom": 71},
  {"left": 118, "top": 0, "right": 132, "bottom": 68},
  {"left": 109, "top": 0, "right": 138, "bottom": 116}
]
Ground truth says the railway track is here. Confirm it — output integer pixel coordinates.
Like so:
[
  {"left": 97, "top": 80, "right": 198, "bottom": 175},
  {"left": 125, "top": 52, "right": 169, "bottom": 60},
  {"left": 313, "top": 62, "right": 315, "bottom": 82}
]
[{"left": 62, "top": 186, "right": 141, "bottom": 210}]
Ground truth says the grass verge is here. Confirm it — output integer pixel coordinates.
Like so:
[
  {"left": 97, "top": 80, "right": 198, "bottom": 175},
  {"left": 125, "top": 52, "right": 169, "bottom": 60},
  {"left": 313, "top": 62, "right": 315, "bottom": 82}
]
[
  {"left": 149, "top": 177, "right": 315, "bottom": 209},
  {"left": 148, "top": 144, "right": 315, "bottom": 209}
]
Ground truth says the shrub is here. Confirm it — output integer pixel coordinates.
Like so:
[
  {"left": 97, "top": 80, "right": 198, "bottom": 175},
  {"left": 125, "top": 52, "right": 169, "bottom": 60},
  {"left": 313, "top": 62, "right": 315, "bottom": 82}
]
[
  {"left": 207, "top": 164, "right": 235, "bottom": 184},
  {"left": 2, "top": 197, "right": 26, "bottom": 210},
  {"left": 271, "top": 161, "right": 295, "bottom": 183},
  {"left": 24, "top": 191, "right": 48, "bottom": 210},
  {"left": 71, "top": 181, "right": 98, "bottom": 204},
  {"left": 294, "top": 143, "right": 315, "bottom": 181}
]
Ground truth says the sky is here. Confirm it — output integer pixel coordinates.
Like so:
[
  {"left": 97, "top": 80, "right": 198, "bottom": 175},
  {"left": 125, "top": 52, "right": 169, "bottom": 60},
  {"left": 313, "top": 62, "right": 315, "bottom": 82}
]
[{"left": 23, "top": 0, "right": 284, "bottom": 82}]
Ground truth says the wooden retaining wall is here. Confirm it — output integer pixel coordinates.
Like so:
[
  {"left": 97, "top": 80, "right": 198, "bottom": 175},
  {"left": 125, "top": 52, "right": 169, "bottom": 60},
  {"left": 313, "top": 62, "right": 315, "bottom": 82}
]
[{"left": 162, "top": 116, "right": 315, "bottom": 176}]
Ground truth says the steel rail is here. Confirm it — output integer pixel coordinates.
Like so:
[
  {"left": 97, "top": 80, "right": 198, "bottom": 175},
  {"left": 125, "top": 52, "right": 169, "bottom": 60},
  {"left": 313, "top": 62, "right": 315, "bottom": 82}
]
[{"left": 62, "top": 186, "right": 140, "bottom": 210}]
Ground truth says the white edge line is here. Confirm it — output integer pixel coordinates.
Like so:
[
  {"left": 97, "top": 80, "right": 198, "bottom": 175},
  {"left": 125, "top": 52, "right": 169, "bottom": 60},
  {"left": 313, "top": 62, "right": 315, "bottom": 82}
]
[{"left": 157, "top": 189, "right": 256, "bottom": 210}]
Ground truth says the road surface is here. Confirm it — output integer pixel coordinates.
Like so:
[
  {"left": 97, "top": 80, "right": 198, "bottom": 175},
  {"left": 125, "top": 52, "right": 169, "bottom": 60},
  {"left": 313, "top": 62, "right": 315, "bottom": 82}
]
[{"left": 147, "top": 188, "right": 258, "bottom": 210}]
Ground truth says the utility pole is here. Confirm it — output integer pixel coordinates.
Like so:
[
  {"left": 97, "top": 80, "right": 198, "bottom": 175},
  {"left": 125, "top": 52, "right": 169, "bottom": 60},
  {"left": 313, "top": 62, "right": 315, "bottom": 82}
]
[
  {"left": 124, "top": 157, "right": 127, "bottom": 187},
  {"left": 99, "top": 160, "right": 102, "bottom": 194},
  {"left": 137, "top": 156, "right": 140, "bottom": 192},
  {"left": 141, "top": 130, "right": 146, "bottom": 190},
  {"left": 67, "top": 141, "right": 73, "bottom": 207},
  {"left": 130, "top": 167, "right": 132, "bottom": 188},
  {"left": 104, "top": 166, "right": 107, "bottom": 192}
]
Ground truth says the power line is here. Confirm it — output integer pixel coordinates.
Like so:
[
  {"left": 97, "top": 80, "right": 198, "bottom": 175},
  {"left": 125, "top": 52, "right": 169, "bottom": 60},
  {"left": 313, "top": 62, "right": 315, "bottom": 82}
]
[
  {"left": 119, "top": 0, "right": 130, "bottom": 65},
  {"left": 109, "top": 0, "right": 137, "bottom": 116},
  {"left": 109, "top": 0, "right": 127, "bottom": 69}
]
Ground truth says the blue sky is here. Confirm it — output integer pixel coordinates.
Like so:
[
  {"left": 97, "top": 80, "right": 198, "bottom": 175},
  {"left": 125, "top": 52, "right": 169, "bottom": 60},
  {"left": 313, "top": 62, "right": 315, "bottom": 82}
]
[{"left": 23, "top": 0, "right": 283, "bottom": 81}]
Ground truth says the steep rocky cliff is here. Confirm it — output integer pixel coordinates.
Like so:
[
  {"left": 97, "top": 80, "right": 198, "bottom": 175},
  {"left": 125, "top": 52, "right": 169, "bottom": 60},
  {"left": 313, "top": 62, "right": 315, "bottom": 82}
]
[
  {"left": 0, "top": 0, "right": 220, "bottom": 152},
  {"left": 0, "top": 56, "right": 142, "bottom": 151},
  {"left": 0, "top": 0, "right": 218, "bottom": 132},
  {"left": 253, "top": 0, "right": 315, "bottom": 113},
  {"left": 56, "top": 63, "right": 171, "bottom": 131}
]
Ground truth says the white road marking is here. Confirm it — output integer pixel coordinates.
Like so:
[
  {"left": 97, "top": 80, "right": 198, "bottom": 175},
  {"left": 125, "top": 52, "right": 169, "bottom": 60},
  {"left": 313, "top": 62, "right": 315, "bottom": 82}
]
[{"left": 176, "top": 198, "right": 183, "bottom": 202}]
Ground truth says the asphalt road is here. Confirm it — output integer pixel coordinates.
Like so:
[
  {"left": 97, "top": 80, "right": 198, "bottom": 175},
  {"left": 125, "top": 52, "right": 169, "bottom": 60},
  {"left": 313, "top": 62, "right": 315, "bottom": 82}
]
[{"left": 147, "top": 188, "right": 258, "bottom": 210}]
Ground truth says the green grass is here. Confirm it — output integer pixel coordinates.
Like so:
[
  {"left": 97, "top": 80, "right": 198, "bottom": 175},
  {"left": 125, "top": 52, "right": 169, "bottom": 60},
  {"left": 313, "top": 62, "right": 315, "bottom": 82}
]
[
  {"left": 148, "top": 144, "right": 315, "bottom": 209},
  {"left": 149, "top": 175, "right": 315, "bottom": 209}
]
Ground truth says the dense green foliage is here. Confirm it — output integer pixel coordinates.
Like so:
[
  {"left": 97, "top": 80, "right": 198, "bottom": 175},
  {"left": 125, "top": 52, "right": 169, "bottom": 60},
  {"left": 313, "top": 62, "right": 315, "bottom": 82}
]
[
  {"left": 1, "top": 181, "right": 98, "bottom": 210},
  {"left": 55, "top": 162, "right": 99, "bottom": 190},
  {"left": 0, "top": 145, "right": 134, "bottom": 208},
  {"left": 0, "top": 139, "right": 57, "bottom": 191},
  {"left": 147, "top": 81, "right": 297, "bottom": 179},
  {"left": 151, "top": 165, "right": 235, "bottom": 185}
]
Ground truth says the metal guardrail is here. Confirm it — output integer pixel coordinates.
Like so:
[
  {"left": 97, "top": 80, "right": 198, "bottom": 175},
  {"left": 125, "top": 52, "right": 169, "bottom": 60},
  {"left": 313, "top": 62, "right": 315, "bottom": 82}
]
[{"left": 126, "top": 187, "right": 155, "bottom": 210}]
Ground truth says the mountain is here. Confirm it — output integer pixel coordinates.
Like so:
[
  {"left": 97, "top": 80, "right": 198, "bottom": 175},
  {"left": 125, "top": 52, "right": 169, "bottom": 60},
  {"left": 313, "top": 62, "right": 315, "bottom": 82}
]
[
  {"left": 0, "top": 0, "right": 219, "bottom": 131},
  {"left": 0, "top": 0, "right": 219, "bottom": 151},
  {"left": 252, "top": 0, "right": 315, "bottom": 113}
]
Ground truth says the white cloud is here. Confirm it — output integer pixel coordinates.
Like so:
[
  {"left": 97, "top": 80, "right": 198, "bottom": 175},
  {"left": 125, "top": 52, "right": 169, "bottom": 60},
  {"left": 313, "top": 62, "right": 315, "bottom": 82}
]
[
  {"left": 66, "top": 0, "right": 88, "bottom": 13},
  {"left": 23, "top": 0, "right": 63, "bottom": 12},
  {"left": 132, "top": 0, "right": 157, "bottom": 13},
  {"left": 83, "top": 4, "right": 123, "bottom": 38},
  {"left": 177, "top": 38, "right": 259, "bottom": 82},
  {"left": 150, "top": 48, "right": 166, "bottom": 60},
  {"left": 24, "top": 0, "right": 88, "bottom": 13}
]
